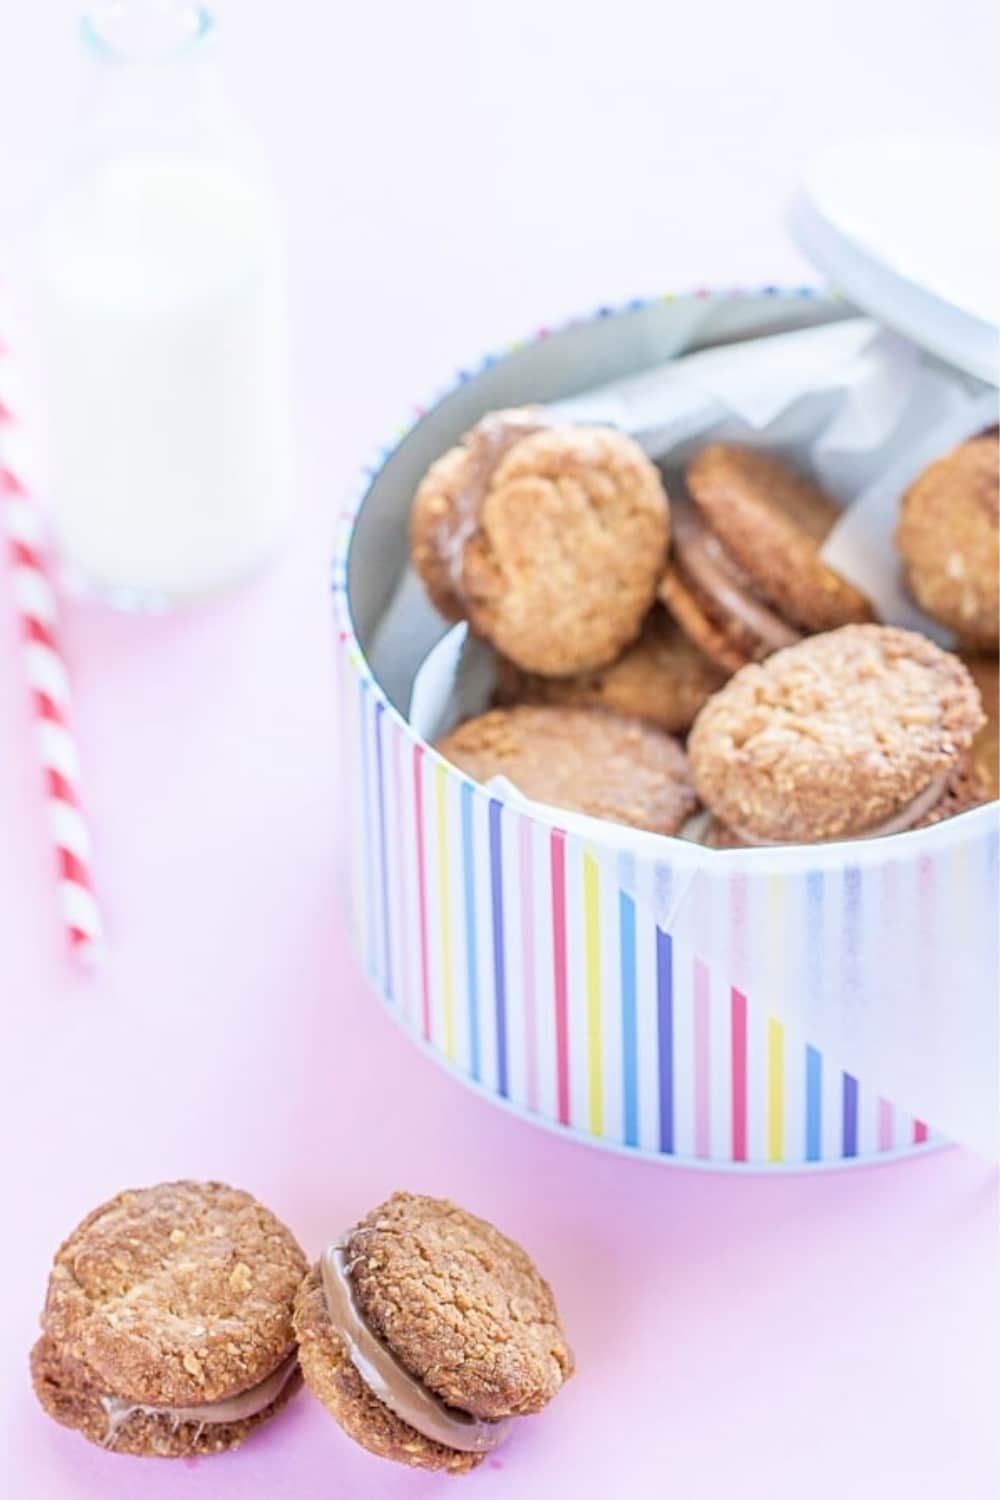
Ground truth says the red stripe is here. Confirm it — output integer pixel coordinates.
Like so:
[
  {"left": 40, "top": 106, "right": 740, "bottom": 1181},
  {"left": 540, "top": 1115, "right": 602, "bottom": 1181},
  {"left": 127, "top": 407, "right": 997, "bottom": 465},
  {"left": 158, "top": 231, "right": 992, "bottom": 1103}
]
[
  {"left": 23, "top": 614, "right": 59, "bottom": 652},
  {"left": 0, "top": 465, "right": 27, "bottom": 495},
  {"left": 550, "top": 829, "right": 570, "bottom": 1126},
  {"left": 412, "top": 743, "right": 431, "bottom": 1041},
  {"left": 8, "top": 537, "right": 43, "bottom": 572},
  {"left": 46, "top": 767, "right": 78, "bottom": 805},
  {"left": 731, "top": 987, "right": 748, "bottom": 1161},
  {"left": 913, "top": 1119, "right": 929, "bottom": 1144},
  {"left": 58, "top": 847, "right": 89, "bottom": 886},
  {"left": 33, "top": 689, "right": 68, "bottom": 728}
]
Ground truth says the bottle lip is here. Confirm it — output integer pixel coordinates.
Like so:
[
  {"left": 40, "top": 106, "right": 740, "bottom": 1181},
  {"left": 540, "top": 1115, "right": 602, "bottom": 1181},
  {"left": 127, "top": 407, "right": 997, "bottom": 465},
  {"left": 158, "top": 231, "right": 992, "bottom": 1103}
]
[{"left": 81, "top": 2, "right": 214, "bottom": 65}]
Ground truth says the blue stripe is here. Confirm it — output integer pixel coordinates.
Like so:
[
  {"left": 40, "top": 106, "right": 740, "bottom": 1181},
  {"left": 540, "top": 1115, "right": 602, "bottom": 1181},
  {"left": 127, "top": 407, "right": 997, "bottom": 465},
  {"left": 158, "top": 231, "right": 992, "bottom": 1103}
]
[
  {"left": 460, "top": 782, "right": 481, "bottom": 1082},
  {"left": 805, "top": 1045, "right": 822, "bottom": 1161},
  {"left": 488, "top": 799, "right": 508, "bottom": 1097},
  {"left": 656, "top": 927, "right": 674, "bottom": 1153},
  {"left": 842, "top": 864, "right": 862, "bottom": 997},
  {"left": 842, "top": 1072, "right": 859, "bottom": 1157},
  {"left": 806, "top": 869, "right": 824, "bottom": 1010},
  {"left": 357, "top": 679, "right": 378, "bottom": 980},
  {"left": 653, "top": 861, "right": 673, "bottom": 928},
  {"left": 373, "top": 703, "right": 393, "bottom": 1002},
  {"left": 619, "top": 890, "right": 638, "bottom": 1147}
]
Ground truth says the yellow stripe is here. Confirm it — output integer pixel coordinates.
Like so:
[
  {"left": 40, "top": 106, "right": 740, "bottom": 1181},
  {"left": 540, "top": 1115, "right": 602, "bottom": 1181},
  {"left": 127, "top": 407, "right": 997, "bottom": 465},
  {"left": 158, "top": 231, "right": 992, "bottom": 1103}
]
[
  {"left": 583, "top": 853, "right": 603, "bottom": 1135},
  {"left": 767, "top": 1016, "right": 784, "bottom": 1162},
  {"left": 767, "top": 873, "right": 785, "bottom": 994},
  {"left": 435, "top": 763, "right": 455, "bottom": 1061}
]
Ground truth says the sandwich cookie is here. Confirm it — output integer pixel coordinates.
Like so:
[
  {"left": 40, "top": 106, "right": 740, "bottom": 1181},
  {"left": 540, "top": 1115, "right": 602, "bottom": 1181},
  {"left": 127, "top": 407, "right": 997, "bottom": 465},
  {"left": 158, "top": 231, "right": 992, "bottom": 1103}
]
[
  {"left": 435, "top": 704, "right": 698, "bottom": 835},
  {"left": 31, "top": 1180, "right": 307, "bottom": 1457},
  {"left": 293, "top": 1192, "right": 574, "bottom": 1474},
  {"left": 494, "top": 605, "right": 726, "bottom": 735},
  {"left": 659, "top": 442, "right": 873, "bottom": 673},
  {"left": 688, "top": 625, "right": 986, "bottom": 846},
  {"left": 896, "top": 432, "right": 999, "bottom": 651},
  {"left": 410, "top": 408, "right": 670, "bottom": 676}
]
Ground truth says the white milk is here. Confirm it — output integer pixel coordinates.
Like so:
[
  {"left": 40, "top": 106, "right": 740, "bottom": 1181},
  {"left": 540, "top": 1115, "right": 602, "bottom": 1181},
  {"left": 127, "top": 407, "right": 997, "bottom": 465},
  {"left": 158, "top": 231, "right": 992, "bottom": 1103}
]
[{"left": 38, "top": 156, "right": 294, "bottom": 605}]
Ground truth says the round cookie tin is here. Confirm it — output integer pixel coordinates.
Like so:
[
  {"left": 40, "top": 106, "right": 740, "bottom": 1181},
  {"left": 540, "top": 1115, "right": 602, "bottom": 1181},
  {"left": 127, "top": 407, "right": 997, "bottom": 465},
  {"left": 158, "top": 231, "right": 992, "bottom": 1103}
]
[{"left": 333, "top": 288, "right": 999, "bottom": 1170}]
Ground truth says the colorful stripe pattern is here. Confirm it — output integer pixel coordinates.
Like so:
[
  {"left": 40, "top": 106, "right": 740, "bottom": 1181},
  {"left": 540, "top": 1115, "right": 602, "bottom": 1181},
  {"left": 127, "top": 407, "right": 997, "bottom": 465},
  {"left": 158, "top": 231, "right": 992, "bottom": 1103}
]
[
  {"left": 336, "top": 679, "right": 964, "bottom": 1165},
  {"left": 331, "top": 285, "right": 997, "bottom": 1169}
]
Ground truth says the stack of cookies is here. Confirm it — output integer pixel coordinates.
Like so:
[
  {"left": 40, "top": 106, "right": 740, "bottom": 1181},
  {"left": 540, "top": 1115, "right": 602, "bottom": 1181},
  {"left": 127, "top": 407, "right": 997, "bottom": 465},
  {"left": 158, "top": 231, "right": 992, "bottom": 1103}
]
[{"left": 411, "top": 411, "right": 998, "bottom": 845}]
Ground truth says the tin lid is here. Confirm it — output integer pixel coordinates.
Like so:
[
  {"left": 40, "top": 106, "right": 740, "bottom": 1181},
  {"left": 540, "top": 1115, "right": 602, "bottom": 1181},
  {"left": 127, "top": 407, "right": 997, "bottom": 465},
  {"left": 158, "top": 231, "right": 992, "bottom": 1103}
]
[{"left": 789, "top": 137, "right": 999, "bottom": 385}]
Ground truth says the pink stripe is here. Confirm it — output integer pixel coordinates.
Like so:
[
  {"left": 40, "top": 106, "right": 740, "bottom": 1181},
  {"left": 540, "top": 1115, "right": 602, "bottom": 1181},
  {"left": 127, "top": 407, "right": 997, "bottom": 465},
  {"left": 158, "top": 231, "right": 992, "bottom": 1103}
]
[
  {"left": 519, "top": 820, "right": 538, "bottom": 1112},
  {"left": 392, "top": 722, "right": 411, "bottom": 1026},
  {"left": 913, "top": 1119, "right": 929, "bottom": 1144},
  {"left": 693, "top": 958, "right": 711, "bottom": 1158},
  {"left": 412, "top": 744, "right": 431, "bottom": 1040},
  {"left": 730, "top": 871, "right": 748, "bottom": 983},
  {"left": 550, "top": 829, "right": 570, "bottom": 1126},
  {"left": 731, "top": 987, "right": 748, "bottom": 1162},
  {"left": 877, "top": 1098, "right": 894, "bottom": 1151}
]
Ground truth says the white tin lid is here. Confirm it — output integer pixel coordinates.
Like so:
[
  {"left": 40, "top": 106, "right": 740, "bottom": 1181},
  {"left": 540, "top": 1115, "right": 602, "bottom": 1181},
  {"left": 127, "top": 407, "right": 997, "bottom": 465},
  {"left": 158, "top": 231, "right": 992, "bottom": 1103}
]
[{"left": 789, "top": 137, "right": 1000, "bottom": 385}]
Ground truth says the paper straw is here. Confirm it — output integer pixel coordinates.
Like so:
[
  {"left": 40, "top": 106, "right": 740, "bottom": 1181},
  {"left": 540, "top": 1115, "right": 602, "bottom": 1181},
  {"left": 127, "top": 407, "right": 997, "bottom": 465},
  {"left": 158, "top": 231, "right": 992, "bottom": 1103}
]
[{"left": 0, "top": 336, "right": 102, "bottom": 961}]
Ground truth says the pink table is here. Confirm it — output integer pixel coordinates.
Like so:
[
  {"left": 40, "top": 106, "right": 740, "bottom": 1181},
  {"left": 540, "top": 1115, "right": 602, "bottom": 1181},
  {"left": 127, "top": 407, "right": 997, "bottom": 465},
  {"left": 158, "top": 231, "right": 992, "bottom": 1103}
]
[
  {"left": 3, "top": 7, "right": 998, "bottom": 1496},
  {"left": 2, "top": 513, "right": 998, "bottom": 1500}
]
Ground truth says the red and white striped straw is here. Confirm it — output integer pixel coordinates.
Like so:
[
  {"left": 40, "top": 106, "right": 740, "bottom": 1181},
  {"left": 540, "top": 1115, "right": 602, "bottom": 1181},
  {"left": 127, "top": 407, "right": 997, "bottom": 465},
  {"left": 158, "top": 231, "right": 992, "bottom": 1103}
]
[{"left": 0, "top": 337, "right": 102, "bottom": 961}]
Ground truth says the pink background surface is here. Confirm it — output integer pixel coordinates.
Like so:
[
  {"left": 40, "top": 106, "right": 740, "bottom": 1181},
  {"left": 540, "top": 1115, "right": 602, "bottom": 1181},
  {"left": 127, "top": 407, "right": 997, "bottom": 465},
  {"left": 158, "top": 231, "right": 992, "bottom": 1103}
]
[{"left": 2, "top": 4, "right": 999, "bottom": 1496}]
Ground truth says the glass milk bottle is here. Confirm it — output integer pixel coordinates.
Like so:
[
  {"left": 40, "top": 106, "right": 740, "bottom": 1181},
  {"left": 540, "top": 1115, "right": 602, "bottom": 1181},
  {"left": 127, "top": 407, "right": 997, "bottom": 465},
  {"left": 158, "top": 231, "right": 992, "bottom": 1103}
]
[{"left": 36, "top": 2, "right": 294, "bottom": 607}]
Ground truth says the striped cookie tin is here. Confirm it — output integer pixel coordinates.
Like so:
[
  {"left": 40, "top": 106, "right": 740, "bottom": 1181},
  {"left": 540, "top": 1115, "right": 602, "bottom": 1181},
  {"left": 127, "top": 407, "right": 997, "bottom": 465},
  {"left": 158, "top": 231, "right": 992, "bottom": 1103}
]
[{"left": 333, "top": 287, "right": 999, "bottom": 1170}]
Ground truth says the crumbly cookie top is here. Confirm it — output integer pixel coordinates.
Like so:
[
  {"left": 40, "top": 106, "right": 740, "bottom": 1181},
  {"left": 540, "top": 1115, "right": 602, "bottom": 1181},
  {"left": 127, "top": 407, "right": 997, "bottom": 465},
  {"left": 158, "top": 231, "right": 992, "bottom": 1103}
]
[
  {"left": 688, "top": 625, "right": 985, "bottom": 843},
  {"left": 896, "top": 433, "right": 999, "bottom": 649},
  {"left": 437, "top": 704, "right": 697, "bottom": 835},
  {"left": 41, "top": 1181, "right": 307, "bottom": 1407},
  {"left": 411, "top": 414, "right": 670, "bottom": 677},
  {"left": 342, "top": 1192, "right": 574, "bottom": 1423}
]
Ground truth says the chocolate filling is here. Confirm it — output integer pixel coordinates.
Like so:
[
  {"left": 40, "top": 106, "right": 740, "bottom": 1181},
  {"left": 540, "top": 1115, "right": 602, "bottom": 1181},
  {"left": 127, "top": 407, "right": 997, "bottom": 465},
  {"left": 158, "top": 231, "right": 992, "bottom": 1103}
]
[
  {"left": 670, "top": 494, "right": 801, "bottom": 656},
  {"left": 320, "top": 1242, "right": 511, "bottom": 1455},
  {"left": 99, "top": 1352, "right": 298, "bottom": 1448},
  {"left": 434, "top": 409, "right": 554, "bottom": 594}
]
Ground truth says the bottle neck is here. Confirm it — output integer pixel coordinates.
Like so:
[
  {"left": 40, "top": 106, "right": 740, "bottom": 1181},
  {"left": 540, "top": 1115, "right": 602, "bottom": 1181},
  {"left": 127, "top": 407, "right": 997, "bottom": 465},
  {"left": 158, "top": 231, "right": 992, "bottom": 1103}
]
[
  {"left": 78, "top": 3, "right": 226, "bottom": 161},
  {"left": 82, "top": 2, "right": 214, "bottom": 66}
]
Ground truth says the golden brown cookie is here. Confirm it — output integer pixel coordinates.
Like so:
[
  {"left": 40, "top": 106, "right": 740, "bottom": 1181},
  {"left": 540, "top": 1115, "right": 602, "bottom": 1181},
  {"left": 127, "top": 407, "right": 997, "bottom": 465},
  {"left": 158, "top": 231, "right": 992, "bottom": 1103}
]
[
  {"left": 436, "top": 704, "right": 698, "bottom": 834},
  {"left": 704, "top": 756, "right": 988, "bottom": 848},
  {"left": 659, "top": 443, "right": 873, "bottom": 672},
  {"left": 410, "top": 411, "right": 670, "bottom": 676},
  {"left": 896, "top": 433, "right": 999, "bottom": 650},
  {"left": 494, "top": 606, "right": 726, "bottom": 734},
  {"left": 31, "top": 1180, "right": 307, "bottom": 1457},
  {"left": 688, "top": 625, "right": 986, "bottom": 845},
  {"left": 962, "top": 654, "right": 999, "bottom": 800},
  {"left": 293, "top": 1192, "right": 574, "bottom": 1474}
]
